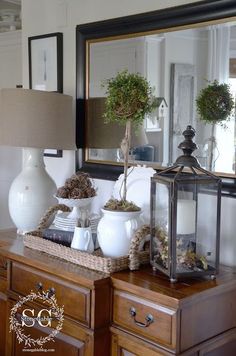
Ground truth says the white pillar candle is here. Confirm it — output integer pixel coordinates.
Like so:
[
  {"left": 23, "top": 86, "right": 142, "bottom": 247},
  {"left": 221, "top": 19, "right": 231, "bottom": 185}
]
[{"left": 176, "top": 199, "right": 196, "bottom": 235}]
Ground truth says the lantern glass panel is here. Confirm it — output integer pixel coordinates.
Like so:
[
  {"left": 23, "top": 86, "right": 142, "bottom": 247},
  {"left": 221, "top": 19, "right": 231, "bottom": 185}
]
[
  {"left": 151, "top": 180, "right": 170, "bottom": 272},
  {"left": 175, "top": 179, "right": 219, "bottom": 275},
  {"left": 176, "top": 182, "right": 198, "bottom": 274},
  {"left": 196, "top": 182, "right": 219, "bottom": 271}
]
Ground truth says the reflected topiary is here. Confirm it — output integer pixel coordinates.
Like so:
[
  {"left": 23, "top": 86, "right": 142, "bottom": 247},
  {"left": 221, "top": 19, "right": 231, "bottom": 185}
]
[{"left": 196, "top": 80, "right": 234, "bottom": 127}]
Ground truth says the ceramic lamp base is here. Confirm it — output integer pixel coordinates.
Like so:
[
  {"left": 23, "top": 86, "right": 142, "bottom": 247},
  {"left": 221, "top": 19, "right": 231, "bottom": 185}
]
[{"left": 8, "top": 148, "right": 57, "bottom": 233}]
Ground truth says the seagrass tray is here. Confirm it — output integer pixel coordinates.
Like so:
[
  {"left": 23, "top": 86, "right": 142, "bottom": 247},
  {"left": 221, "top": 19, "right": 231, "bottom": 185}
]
[{"left": 23, "top": 204, "right": 150, "bottom": 274}]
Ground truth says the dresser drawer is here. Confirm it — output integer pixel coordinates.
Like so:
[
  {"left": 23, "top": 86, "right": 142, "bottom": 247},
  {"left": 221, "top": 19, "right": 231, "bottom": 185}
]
[
  {"left": 113, "top": 290, "right": 177, "bottom": 349},
  {"left": 0, "top": 257, "right": 7, "bottom": 292},
  {"left": 9, "top": 262, "right": 91, "bottom": 327},
  {"left": 0, "top": 256, "right": 7, "bottom": 269},
  {"left": 0, "top": 276, "right": 7, "bottom": 294}
]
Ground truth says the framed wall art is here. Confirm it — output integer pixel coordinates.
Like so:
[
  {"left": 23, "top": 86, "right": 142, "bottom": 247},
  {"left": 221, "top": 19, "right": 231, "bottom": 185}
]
[
  {"left": 44, "top": 149, "right": 63, "bottom": 158},
  {"left": 28, "top": 32, "right": 63, "bottom": 92},
  {"left": 28, "top": 32, "right": 63, "bottom": 157}
]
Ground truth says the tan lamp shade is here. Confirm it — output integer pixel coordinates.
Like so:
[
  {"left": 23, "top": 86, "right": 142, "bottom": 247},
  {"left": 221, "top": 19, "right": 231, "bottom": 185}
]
[{"left": 0, "top": 88, "right": 76, "bottom": 150}]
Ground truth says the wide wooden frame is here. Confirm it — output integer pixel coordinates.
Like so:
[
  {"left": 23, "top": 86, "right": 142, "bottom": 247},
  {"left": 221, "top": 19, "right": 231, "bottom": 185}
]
[
  {"left": 29, "top": 32, "right": 63, "bottom": 158},
  {"left": 76, "top": 0, "right": 236, "bottom": 195}
]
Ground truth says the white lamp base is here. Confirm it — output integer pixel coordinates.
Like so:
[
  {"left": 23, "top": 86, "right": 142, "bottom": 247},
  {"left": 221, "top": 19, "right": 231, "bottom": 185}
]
[{"left": 8, "top": 148, "right": 57, "bottom": 233}]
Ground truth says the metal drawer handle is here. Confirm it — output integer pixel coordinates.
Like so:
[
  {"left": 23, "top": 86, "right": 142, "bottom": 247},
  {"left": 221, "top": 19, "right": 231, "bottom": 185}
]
[
  {"left": 36, "top": 283, "right": 55, "bottom": 297},
  {"left": 48, "top": 287, "right": 55, "bottom": 297},
  {"left": 129, "top": 307, "right": 154, "bottom": 328},
  {"left": 36, "top": 282, "right": 43, "bottom": 291}
]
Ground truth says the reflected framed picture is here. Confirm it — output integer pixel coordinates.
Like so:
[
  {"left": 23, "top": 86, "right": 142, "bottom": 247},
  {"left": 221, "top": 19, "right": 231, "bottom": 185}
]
[
  {"left": 28, "top": 32, "right": 63, "bottom": 157},
  {"left": 169, "top": 63, "right": 196, "bottom": 163}
]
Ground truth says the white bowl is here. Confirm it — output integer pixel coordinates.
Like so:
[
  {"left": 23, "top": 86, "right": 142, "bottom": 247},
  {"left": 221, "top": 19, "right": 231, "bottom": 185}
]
[
  {"left": 56, "top": 196, "right": 95, "bottom": 208},
  {"left": 55, "top": 196, "right": 95, "bottom": 219}
]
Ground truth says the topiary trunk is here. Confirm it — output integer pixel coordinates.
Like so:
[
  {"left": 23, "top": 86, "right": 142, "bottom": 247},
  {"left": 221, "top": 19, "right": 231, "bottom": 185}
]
[
  {"left": 208, "top": 124, "right": 215, "bottom": 171},
  {"left": 120, "top": 119, "right": 132, "bottom": 201}
]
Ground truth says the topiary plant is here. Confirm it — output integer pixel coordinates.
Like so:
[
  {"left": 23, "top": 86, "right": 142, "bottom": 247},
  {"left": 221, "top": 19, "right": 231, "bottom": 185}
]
[
  {"left": 103, "top": 70, "right": 157, "bottom": 210},
  {"left": 196, "top": 80, "right": 234, "bottom": 171},
  {"left": 196, "top": 80, "right": 234, "bottom": 127}
]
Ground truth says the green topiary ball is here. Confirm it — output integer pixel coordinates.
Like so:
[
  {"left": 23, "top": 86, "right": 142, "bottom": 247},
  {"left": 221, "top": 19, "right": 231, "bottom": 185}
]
[
  {"left": 196, "top": 80, "right": 234, "bottom": 126},
  {"left": 103, "top": 70, "right": 157, "bottom": 128}
]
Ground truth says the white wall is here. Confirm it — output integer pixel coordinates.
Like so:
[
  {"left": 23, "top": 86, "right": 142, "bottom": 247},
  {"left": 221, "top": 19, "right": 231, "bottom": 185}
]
[
  {"left": 20, "top": 0, "right": 204, "bottom": 184},
  {"left": 20, "top": 0, "right": 236, "bottom": 267}
]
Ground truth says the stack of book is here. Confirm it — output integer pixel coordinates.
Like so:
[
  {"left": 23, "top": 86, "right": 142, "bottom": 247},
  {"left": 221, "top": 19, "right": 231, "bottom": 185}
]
[{"left": 42, "top": 226, "right": 74, "bottom": 247}]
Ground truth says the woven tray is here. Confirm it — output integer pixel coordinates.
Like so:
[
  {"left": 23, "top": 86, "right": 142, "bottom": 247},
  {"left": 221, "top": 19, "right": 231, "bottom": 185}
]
[{"left": 23, "top": 205, "right": 150, "bottom": 274}]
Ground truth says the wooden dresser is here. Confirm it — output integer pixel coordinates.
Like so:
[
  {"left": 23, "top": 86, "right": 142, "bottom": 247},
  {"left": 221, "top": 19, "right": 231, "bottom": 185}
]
[
  {"left": 0, "top": 230, "right": 236, "bottom": 355},
  {"left": 111, "top": 268, "right": 236, "bottom": 355},
  {"left": 0, "top": 231, "right": 110, "bottom": 355}
]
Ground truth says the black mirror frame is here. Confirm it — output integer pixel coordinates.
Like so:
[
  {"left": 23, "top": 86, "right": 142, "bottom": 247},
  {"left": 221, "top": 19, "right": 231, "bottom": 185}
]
[{"left": 76, "top": 0, "right": 236, "bottom": 195}]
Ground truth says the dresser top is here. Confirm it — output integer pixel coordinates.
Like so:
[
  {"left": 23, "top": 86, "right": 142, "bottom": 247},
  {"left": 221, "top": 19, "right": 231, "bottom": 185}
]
[
  {"left": 1, "top": 229, "right": 236, "bottom": 302},
  {"left": 111, "top": 265, "right": 236, "bottom": 307},
  {"left": 0, "top": 230, "right": 110, "bottom": 288}
]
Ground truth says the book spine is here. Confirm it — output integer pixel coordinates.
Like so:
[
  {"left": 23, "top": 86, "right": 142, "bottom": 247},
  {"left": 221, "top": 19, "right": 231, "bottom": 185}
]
[{"left": 42, "top": 229, "right": 73, "bottom": 247}]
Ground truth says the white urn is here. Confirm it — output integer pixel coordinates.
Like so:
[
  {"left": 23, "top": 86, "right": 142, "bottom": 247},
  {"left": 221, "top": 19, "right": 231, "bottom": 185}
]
[{"left": 97, "top": 209, "right": 142, "bottom": 258}]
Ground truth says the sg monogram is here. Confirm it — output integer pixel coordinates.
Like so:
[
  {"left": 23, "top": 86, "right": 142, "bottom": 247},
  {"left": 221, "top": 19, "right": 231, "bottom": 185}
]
[
  {"left": 21, "top": 308, "right": 53, "bottom": 328},
  {"left": 10, "top": 290, "right": 64, "bottom": 348}
]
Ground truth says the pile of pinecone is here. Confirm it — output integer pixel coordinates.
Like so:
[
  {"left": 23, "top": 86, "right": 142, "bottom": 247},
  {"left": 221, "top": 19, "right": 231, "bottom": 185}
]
[{"left": 56, "top": 172, "right": 96, "bottom": 199}]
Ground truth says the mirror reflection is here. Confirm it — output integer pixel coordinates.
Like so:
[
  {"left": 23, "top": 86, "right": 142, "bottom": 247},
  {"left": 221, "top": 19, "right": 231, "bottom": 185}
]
[{"left": 87, "top": 21, "right": 236, "bottom": 175}]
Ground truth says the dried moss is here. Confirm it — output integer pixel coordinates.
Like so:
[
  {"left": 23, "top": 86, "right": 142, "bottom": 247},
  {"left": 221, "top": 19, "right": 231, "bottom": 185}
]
[{"left": 103, "top": 198, "right": 140, "bottom": 212}]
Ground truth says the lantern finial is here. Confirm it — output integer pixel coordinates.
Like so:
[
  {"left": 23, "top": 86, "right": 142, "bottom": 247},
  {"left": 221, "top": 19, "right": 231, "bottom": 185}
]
[{"left": 175, "top": 125, "right": 200, "bottom": 167}]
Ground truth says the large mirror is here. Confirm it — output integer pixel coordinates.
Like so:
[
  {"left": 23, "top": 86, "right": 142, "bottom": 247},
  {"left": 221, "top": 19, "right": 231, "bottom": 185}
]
[{"left": 76, "top": 0, "right": 236, "bottom": 193}]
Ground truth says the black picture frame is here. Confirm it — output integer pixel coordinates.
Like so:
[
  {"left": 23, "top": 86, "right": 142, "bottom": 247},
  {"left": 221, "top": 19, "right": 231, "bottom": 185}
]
[
  {"left": 76, "top": 0, "right": 236, "bottom": 196},
  {"left": 28, "top": 32, "right": 63, "bottom": 158}
]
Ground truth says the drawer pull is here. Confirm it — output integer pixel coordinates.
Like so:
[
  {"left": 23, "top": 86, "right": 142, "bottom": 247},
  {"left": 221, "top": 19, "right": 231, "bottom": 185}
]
[
  {"left": 129, "top": 307, "right": 154, "bottom": 328},
  {"left": 36, "top": 283, "right": 55, "bottom": 297},
  {"left": 36, "top": 282, "right": 43, "bottom": 291},
  {"left": 48, "top": 287, "right": 56, "bottom": 297}
]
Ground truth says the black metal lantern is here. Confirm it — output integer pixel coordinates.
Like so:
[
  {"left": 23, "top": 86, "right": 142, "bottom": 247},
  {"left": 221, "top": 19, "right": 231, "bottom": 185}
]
[{"left": 150, "top": 126, "right": 221, "bottom": 282}]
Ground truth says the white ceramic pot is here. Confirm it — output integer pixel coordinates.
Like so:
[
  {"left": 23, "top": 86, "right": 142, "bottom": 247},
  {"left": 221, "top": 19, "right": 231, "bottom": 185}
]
[
  {"left": 71, "top": 226, "right": 94, "bottom": 253},
  {"left": 8, "top": 148, "right": 57, "bottom": 233},
  {"left": 97, "top": 209, "right": 142, "bottom": 258}
]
